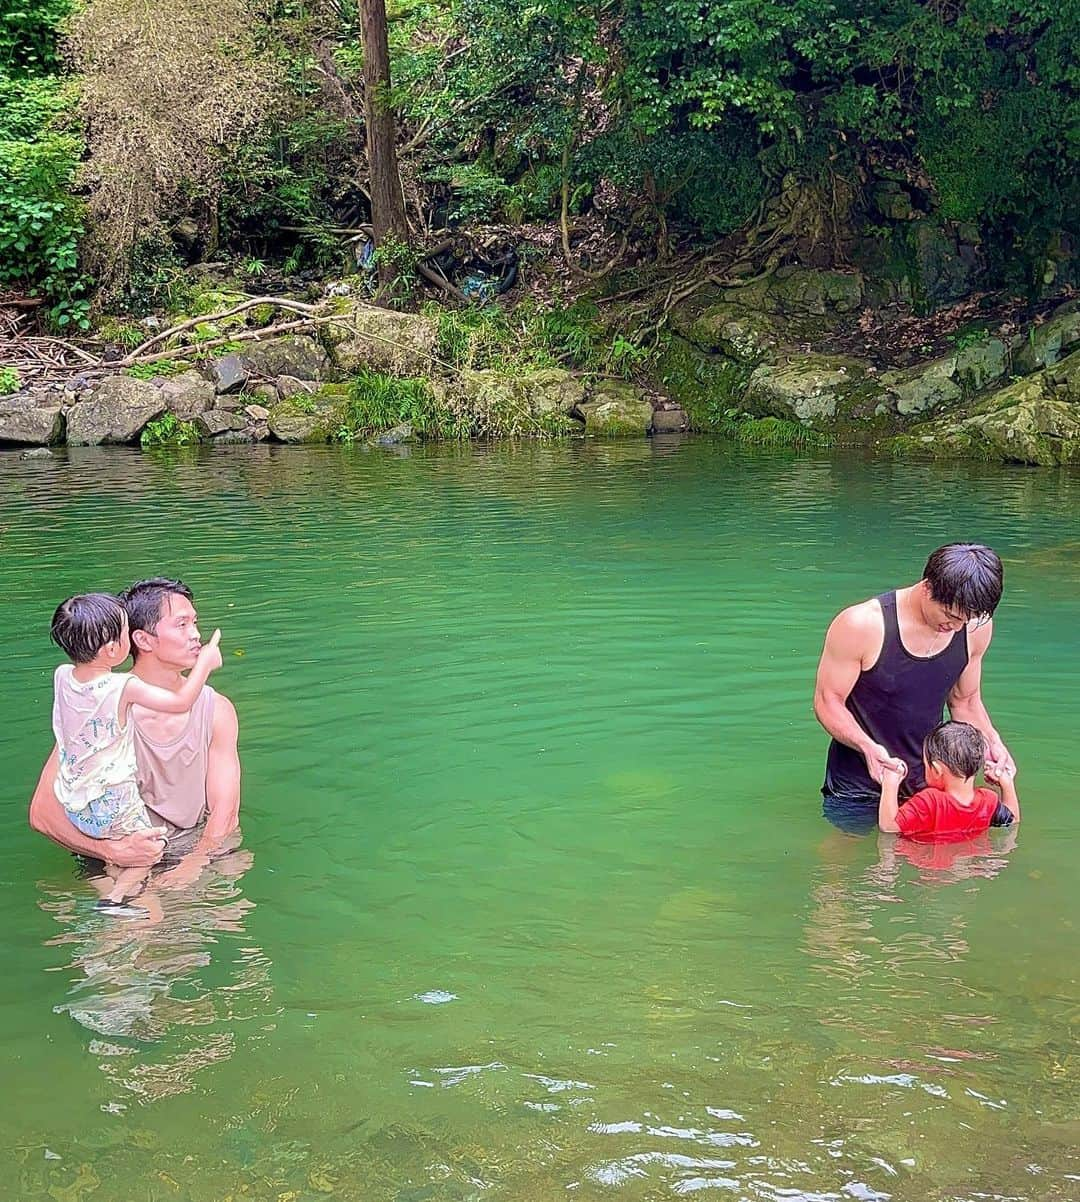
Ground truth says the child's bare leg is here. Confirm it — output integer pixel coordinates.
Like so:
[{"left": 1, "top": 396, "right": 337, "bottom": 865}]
[{"left": 102, "top": 863, "right": 150, "bottom": 903}]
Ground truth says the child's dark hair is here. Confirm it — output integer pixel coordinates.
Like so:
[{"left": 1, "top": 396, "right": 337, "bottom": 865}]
[
  {"left": 923, "top": 721, "right": 985, "bottom": 779},
  {"left": 923, "top": 543, "right": 1003, "bottom": 618},
  {"left": 50, "top": 593, "right": 127, "bottom": 664}
]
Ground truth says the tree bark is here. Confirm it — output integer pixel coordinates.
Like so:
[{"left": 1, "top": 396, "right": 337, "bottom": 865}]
[{"left": 360, "top": 0, "right": 408, "bottom": 292}]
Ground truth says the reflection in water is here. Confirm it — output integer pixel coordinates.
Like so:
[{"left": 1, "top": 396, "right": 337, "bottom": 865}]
[{"left": 38, "top": 843, "right": 272, "bottom": 1106}]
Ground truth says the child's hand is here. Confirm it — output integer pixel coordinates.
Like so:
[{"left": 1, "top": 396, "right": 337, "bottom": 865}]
[
  {"left": 200, "top": 628, "right": 223, "bottom": 672},
  {"left": 881, "top": 759, "right": 907, "bottom": 782},
  {"left": 988, "top": 762, "right": 1016, "bottom": 785}
]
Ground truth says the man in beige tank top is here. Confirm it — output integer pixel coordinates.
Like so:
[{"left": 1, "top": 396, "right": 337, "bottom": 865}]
[{"left": 29, "top": 578, "right": 241, "bottom": 872}]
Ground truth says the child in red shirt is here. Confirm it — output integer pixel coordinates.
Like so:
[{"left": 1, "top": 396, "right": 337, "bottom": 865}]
[{"left": 879, "top": 720, "right": 1020, "bottom": 837}]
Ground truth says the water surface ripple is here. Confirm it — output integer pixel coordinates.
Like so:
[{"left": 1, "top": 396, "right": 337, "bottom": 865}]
[{"left": 2, "top": 441, "right": 1078, "bottom": 1201}]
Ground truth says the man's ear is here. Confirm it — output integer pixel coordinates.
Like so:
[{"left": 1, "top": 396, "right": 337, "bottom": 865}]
[{"left": 131, "top": 628, "right": 155, "bottom": 654}]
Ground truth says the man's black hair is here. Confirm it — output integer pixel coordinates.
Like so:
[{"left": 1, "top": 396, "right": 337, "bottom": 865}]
[
  {"left": 924, "top": 720, "right": 985, "bottom": 780},
  {"left": 50, "top": 593, "right": 127, "bottom": 664},
  {"left": 118, "top": 577, "right": 194, "bottom": 660},
  {"left": 923, "top": 543, "right": 1003, "bottom": 618}
]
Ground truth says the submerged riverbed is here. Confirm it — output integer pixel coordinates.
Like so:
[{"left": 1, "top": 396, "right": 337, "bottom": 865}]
[{"left": 2, "top": 439, "right": 1078, "bottom": 1201}]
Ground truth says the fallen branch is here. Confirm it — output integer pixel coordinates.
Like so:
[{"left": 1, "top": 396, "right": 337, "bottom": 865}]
[{"left": 120, "top": 296, "right": 325, "bottom": 364}]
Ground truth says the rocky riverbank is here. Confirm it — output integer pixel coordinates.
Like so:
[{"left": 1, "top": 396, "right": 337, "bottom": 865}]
[{"left": 2, "top": 273, "right": 1079, "bottom": 464}]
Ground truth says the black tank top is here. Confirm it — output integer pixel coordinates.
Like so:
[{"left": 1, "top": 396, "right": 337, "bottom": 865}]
[{"left": 822, "top": 591, "right": 968, "bottom": 801}]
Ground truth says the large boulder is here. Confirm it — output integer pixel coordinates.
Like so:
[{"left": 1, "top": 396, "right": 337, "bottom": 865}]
[
  {"left": 67, "top": 376, "right": 166, "bottom": 446},
  {"left": 906, "top": 221, "right": 981, "bottom": 314},
  {"left": 671, "top": 302, "right": 779, "bottom": 364},
  {"left": 156, "top": 371, "right": 215, "bottom": 419},
  {"left": 523, "top": 368, "right": 586, "bottom": 417},
  {"left": 267, "top": 387, "right": 349, "bottom": 443},
  {"left": 242, "top": 335, "right": 332, "bottom": 381},
  {"left": 576, "top": 381, "right": 653, "bottom": 436},
  {"left": 743, "top": 353, "right": 872, "bottom": 425},
  {"left": 326, "top": 305, "right": 438, "bottom": 377},
  {"left": 1012, "top": 303, "right": 1080, "bottom": 374},
  {"left": 881, "top": 358, "right": 962, "bottom": 417},
  {"left": 890, "top": 375, "right": 1080, "bottom": 466},
  {"left": 760, "top": 266, "right": 864, "bottom": 318},
  {"left": 0, "top": 391, "right": 64, "bottom": 444}
]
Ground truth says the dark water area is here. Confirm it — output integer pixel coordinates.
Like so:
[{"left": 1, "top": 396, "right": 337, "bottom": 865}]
[{"left": 2, "top": 438, "right": 1078, "bottom": 1200}]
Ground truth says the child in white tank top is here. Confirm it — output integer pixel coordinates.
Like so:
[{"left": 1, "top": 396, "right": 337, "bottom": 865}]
[{"left": 50, "top": 592, "right": 223, "bottom": 909}]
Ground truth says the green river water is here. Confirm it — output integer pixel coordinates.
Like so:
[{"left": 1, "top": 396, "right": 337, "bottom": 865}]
[{"left": 1, "top": 438, "right": 1078, "bottom": 1202}]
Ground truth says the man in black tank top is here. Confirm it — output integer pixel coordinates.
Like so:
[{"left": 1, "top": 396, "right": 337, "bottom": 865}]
[{"left": 813, "top": 544, "right": 1014, "bottom": 826}]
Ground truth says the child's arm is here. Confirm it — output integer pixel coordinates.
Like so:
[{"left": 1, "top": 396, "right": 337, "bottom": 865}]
[
  {"left": 994, "top": 765, "right": 1020, "bottom": 824},
  {"left": 121, "top": 629, "right": 223, "bottom": 717},
  {"left": 877, "top": 761, "right": 908, "bottom": 832}
]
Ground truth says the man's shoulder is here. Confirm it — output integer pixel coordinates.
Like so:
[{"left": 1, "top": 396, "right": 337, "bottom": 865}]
[
  {"left": 210, "top": 690, "right": 238, "bottom": 743},
  {"left": 827, "top": 597, "right": 885, "bottom": 649}
]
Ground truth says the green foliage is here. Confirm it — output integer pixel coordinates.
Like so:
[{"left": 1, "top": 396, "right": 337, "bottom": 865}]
[
  {"left": 713, "top": 411, "right": 833, "bottom": 449},
  {"left": 433, "top": 299, "right": 646, "bottom": 377},
  {"left": 334, "top": 370, "right": 459, "bottom": 440},
  {"left": 0, "top": 0, "right": 72, "bottom": 77},
  {"left": 427, "top": 162, "right": 513, "bottom": 223},
  {"left": 124, "top": 359, "right": 192, "bottom": 380},
  {"left": 97, "top": 317, "right": 144, "bottom": 349},
  {"left": 0, "top": 365, "right": 21, "bottom": 394},
  {"left": 947, "top": 327, "right": 991, "bottom": 353},
  {"left": 0, "top": 76, "right": 89, "bottom": 327},
  {"left": 140, "top": 412, "right": 202, "bottom": 447}
]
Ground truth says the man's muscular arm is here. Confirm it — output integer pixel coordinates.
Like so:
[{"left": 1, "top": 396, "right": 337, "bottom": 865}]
[
  {"left": 28, "top": 748, "right": 167, "bottom": 867},
  {"left": 947, "top": 620, "right": 1014, "bottom": 776},
  {"left": 200, "top": 694, "right": 241, "bottom": 845},
  {"left": 813, "top": 603, "right": 905, "bottom": 785}
]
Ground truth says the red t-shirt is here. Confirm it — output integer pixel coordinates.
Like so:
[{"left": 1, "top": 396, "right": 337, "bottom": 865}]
[{"left": 896, "top": 786, "right": 1012, "bottom": 838}]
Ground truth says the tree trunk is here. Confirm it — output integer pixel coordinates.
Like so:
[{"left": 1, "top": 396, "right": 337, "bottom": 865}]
[{"left": 360, "top": 0, "right": 408, "bottom": 293}]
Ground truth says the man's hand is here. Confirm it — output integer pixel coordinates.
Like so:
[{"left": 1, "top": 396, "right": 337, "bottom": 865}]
[
  {"left": 983, "top": 739, "right": 1016, "bottom": 783},
  {"left": 864, "top": 742, "right": 907, "bottom": 785},
  {"left": 881, "top": 759, "right": 908, "bottom": 783},
  {"left": 106, "top": 826, "right": 169, "bottom": 868}
]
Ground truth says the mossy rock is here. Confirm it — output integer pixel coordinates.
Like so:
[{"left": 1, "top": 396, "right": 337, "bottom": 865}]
[
  {"left": 435, "top": 368, "right": 584, "bottom": 436},
  {"left": 1012, "top": 303, "right": 1080, "bottom": 374},
  {"left": 1046, "top": 347, "right": 1080, "bottom": 400},
  {"left": 671, "top": 301, "right": 779, "bottom": 363},
  {"left": 325, "top": 304, "right": 438, "bottom": 377},
  {"left": 577, "top": 381, "right": 653, "bottom": 436},
  {"left": 649, "top": 335, "right": 751, "bottom": 430},
  {"left": 744, "top": 353, "right": 874, "bottom": 426},
  {"left": 889, "top": 375, "right": 1080, "bottom": 465},
  {"left": 267, "top": 387, "right": 349, "bottom": 443},
  {"left": 188, "top": 290, "right": 252, "bottom": 332}
]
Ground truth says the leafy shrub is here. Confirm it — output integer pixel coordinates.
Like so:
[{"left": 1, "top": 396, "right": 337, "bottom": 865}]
[
  {"left": 140, "top": 412, "right": 202, "bottom": 447},
  {"left": 0, "top": 77, "right": 89, "bottom": 327},
  {"left": 334, "top": 370, "right": 459, "bottom": 440},
  {"left": 0, "top": 365, "right": 21, "bottom": 394}
]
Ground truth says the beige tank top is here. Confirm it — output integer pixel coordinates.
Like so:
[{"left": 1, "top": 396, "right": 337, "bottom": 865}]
[{"left": 132, "top": 685, "right": 216, "bottom": 831}]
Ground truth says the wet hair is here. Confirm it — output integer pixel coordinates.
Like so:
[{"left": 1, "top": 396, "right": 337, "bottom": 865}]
[
  {"left": 923, "top": 543, "right": 1003, "bottom": 619},
  {"left": 923, "top": 721, "right": 986, "bottom": 780},
  {"left": 50, "top": 593, "right": 127, "bottom": 664},
  {"left": 118, "top": 577, "right": 194, "bottom": 660}
]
